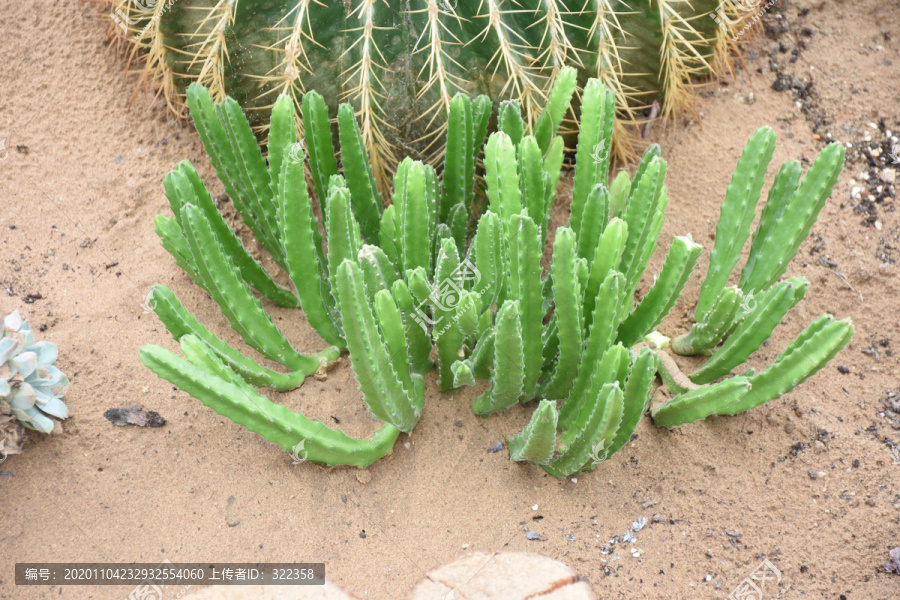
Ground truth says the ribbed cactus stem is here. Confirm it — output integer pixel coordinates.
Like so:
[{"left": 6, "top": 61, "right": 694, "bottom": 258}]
[
  {"left": 617, "top": 235, "right": 702, "bottom": 347},
  {"left": 739, "top": 143, "right": 846, "bottom": 295},
  {"left": 471, "top": 301, "right": 525, "bottom": 416},
  {"left": 582, "top": 218, "right": 627, "bottom": 331},
  {"left": 690, "top": 278, "right": 808, "bottom": 385},
  {"left": 508, "top": 400, "right": 559, "bottom": 466},
  {"left": 603, "top": 348, "right": 658, "bottom": 457},
  {"left": 390, "top": 280, "right": 433, "bottom": 376},
  {"left": 302, "top": 90, "right": 339, "bottom": 205},
  {"left": 506, "top": 214, "right": 545, "bottom": 399},
  {"left": 335, "top": 261, "right": 422, "bottom": 433},
  {"left": 147, "top": 285, "right": 335, "bottom": 391},
  {"left": 545, "top": 382, "right": 624, "bottom": 477},
  {"left": 186, "top": 84, "right": 286, "bottom": 269},
  {"left": 277, "top": 143, "right": 344, "bottom": 348},
  {"left": 140, "top": 342, "right": 400, "bottom": 467},
  {"left": 570, "top": 81, "right": 616, "bottom": 238},
  {"left": 337, "top": 103, "right": 383, "bottom": 244},
  {"left": 324, "top": 185, "right": 363, "bottom": 321},
  {"left": 164, "top": 160, "right": 298, "bottom": 308},
  {"left": 695, "top": 127, "right": 776, "bottom": 322},
  {"left": 540, "top": 227, "right": 583, "bottom": 400},
  {"left": 717, "top": 316, "right": 853, "bottom": 416},
  {"left": 470, "top": 211, "right": 504, "bottom": 313},
  {"left": 672, "top": 286, "right": 743, "bottom": 356},
  {"left": 358, "top": 245, "right": 400, "bottom": 305},
  {"left": 652, "top": 377, "right": 751, "bottom": 429},
  {"left": 484, "top": 132, "right": 522, "bottom": 237},
  {"left": 619, "top": 157, "right": 668, "bottom": 315},
  {"left": 179, "top": 204, "right": 317, "bottom": 372}
]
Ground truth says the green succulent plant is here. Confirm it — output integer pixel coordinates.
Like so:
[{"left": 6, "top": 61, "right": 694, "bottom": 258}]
[
  {"left": 651, "top": 129, "right": 854, "bottom": 428},
  {"left": 111, "top": 0, "right": 753, "bottom": 190},
  {"left": 1, "top": 310, "right": 70, "bottom": 453},
  {"left": 140, "top": 74, "right": 852, "bottom": 476}
]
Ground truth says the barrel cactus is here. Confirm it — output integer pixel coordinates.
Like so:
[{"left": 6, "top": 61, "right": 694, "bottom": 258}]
[
  {"left": 110, "top": 0, "right": 752, "bottom": 189},
  {"left": 1, "top": 310, "right": 70, "bottom": 454}
]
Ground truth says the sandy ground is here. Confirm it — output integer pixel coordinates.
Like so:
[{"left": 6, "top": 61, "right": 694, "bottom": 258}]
[{"left": 1, "top": 0, "right": 899, "bottom": 598}]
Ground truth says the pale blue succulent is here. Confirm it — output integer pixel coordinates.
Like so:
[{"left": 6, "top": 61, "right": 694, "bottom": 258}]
[{"left": 1, "top": 310, "right": 69, "bottom": 434}]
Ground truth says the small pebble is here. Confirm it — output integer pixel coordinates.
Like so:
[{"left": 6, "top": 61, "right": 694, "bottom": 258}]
[
  {"left": 525, "top": 531, "right": 541, "bottom": 541},
  {"left": 785, "top": 422, "right": 795, "bottom": 433},
  {"left": 866, "top": 499, "right": 876, "bottom": 507},
  {"left": 808, "top": 470, "right": 818, "bottom": 480}
]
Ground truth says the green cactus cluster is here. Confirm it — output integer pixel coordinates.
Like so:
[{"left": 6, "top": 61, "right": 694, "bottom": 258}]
[
  {"left": 652, "top": 129, "right": 854, "bottom": 428},
  {"left": 1, "top": 310, "right": 70, "bottom": 454},
  {"left": 111, "top": 0, "right": 753, "bottom": 190},
  {"left": 140, "top": 71, "right": 852, "bottom": 475}
]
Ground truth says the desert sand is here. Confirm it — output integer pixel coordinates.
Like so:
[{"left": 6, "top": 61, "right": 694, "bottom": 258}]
[{"left": 1, "top": 0, "right": 898, "bottom": 598}]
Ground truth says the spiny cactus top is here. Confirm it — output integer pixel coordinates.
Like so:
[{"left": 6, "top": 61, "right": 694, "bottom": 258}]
[
  {"left": 111, "top": 0, "right": 752, "bottom": 189},
  {"left": 0, "top": 310, "right": 70, "bottom": 438}
]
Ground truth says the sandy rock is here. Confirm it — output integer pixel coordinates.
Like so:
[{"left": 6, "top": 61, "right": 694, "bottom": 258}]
[
  {"left": 407, "top": 552, "right": 596, "bottom": 599},
  {"left": 180, "top": 582, "right": 359, "bottom": 599}
]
